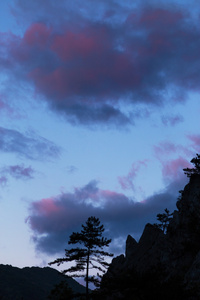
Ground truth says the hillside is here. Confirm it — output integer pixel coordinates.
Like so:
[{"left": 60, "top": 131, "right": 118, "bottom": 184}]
[{"left": 0, "top": 264, "right": 85, "bottom": 300}]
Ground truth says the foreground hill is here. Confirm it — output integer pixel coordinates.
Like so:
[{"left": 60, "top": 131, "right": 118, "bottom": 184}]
[
  {"left": 96, "top": 174, "right": 200, "bottom": 299},
  {"left": 0, "top": 264, "right": 85, "bottom": 299}
]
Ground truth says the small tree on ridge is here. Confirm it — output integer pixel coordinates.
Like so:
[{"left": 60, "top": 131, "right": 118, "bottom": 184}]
[
  {"left": 154, "top": 208, "right": 173, "bottom": 234},
  {"left": 183, "top": 153, "right": 200, "bottom": 178}
]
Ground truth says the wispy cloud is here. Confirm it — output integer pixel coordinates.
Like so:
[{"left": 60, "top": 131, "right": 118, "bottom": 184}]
[
  {"left": 0, "top": 164, "right": 34, "bottom": 187},
  {"left": 161, "top": 114, "right": 184, "bottom": 127},
  {"left": 66, "top": 165, "right": 78, "bottom": 174},
  {"left": 118, "top": 160, "right": 148, "bottom": 191},
  {"left": 0, "top": 164, "right": 34, "bottom": 180},
  {"left": 154, "top": 141, "right": 192, "bottom": 160},
  {"left": 0, "top": 96, "right": 16, "bottom": 117},
  {"left": 0, "top": 127, "right": 60, "bottom": 160},
  {"left": 0, "top": 176, "right": 8, "bottom": 187},
  {"left": 153, "top": 140, "right": 193, "bottom": 184},
  {"left": 187, "top": 134, "right": 200, "bottom": 153},
  {"left": 161, "top": 157, "right": 190, "bottom": 182}
]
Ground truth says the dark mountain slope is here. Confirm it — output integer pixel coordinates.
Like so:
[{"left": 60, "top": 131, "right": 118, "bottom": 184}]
[{"left": 0, "top": 264, "right": 85, "bottom": 300}]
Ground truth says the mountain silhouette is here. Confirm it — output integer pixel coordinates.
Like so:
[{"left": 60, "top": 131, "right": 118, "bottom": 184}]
[{"left": 0, "top": 264, "right": 85, "bottom": 299}]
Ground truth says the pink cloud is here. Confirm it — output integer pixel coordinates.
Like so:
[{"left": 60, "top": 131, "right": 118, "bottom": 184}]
[
  {"left": 154, "top": 142, "right": 178, "bottom": 158},
  {"left": 154, "top": 141, "right": 191, "bottom": 160},
  {"left": 51, "top": 27, "right": 108, "bottom": 61},
  {"left": 100, "top": 189, "right": 129, "bottom": 203},
  {"left": 153, "top": 141, "right": 194, "bottom": 183},
  {"left": 23, "top": 23, "right": 52, "bottom": 48},
  {"left": 32, "top": 198, "right": 62, "bottom": 216},
  {"left": 187, "top": 134, "right": 200, "bottom": 152},
  {"left": 126, "top": 9, "right": 184, "bottom": 57},
  {"left": 28, "top": 68, "right": 69, "bottom": 99},
  {"left": 161, "top": 157, "right": 190, "bottom": 181},
  {"left": 24, "top": 23, "right": 137, "bottom": 102},
  {"left": 118, "top": 160, "right": 148, "bottom": 190}
]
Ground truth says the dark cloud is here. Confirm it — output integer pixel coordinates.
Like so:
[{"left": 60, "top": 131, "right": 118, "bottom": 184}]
[
  {"left": 11, "top": 0, "right": 133, "bottom": 27},
  {"left": 1, "top": 3, "right": 200, "bottom": 127},
  {"left": 11, "top": 0, "right": 200, "bottom": 28},
  {"left": 27, "top": 175, "right": 186, "bottom": 255},
  {"left": 0, "top": 127, "right": 60, "bottom": 160}
]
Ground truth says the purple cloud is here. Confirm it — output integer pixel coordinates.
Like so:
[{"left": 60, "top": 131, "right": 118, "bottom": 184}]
[
  {"left": 1, "top": 4, "right": 200, "bottom": 127},
  {"left": 0, "top": 127, "right": 60, "bottom": 160},
  {"left": 0, "top": 96, "right": 16, "bottom": 117},
  {"left": 1, "top": 164, "right": 34, "bottom": 180},
  {"left": 0, "top": 176, "right": 8, "bottom": 187},
  {"left": 27, "top": 175, "right": 186, "bottom": 255}
]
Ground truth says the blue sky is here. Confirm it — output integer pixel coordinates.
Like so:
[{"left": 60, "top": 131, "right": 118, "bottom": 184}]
[{"left": 0, "top": 0, "right": 200, "bottom": 268}]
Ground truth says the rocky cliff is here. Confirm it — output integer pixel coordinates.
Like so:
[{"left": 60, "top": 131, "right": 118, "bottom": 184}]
[{"left": 97, "top": 174, "right": 200, "bottom": 299}]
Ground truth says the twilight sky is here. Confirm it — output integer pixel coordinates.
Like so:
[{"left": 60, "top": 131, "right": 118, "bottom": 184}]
[{"left": 0, "top": 0, "right": 200, "bottom": 268}]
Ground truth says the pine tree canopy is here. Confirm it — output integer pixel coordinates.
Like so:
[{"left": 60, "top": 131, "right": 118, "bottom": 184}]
[{"left": 49, "top": 216, "right": 113, "bottom": 298}]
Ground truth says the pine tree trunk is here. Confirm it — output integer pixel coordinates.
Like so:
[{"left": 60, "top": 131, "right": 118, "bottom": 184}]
[{"left": 86, "top": 251, "right": 90, "bottom": 299}]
